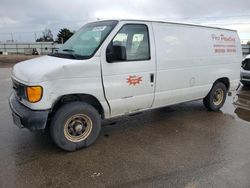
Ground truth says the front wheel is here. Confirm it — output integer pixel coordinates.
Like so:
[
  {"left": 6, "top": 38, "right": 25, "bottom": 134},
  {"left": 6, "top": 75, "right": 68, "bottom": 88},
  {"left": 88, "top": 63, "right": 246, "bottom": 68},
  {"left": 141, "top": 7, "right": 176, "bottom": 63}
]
[
  {"left": 203, "top": 82, "right": 227, "bottom": 111},
  {"left": 50, "top": 102, "right": 101, "bottom": 151}
]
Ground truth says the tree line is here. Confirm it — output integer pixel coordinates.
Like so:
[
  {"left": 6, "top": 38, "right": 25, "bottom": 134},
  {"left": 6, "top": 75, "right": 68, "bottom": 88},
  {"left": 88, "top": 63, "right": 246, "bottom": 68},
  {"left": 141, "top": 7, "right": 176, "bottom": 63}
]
[{"left": 36, "top": 28, "right": 74, "bottom": 43}]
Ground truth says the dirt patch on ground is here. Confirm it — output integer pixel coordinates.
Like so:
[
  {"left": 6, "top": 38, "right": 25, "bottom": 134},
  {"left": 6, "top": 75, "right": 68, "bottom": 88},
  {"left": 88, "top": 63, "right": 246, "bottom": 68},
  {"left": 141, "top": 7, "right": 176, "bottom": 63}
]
[{"left": 0, "top": 54, "right": 39, "bottom": 68}]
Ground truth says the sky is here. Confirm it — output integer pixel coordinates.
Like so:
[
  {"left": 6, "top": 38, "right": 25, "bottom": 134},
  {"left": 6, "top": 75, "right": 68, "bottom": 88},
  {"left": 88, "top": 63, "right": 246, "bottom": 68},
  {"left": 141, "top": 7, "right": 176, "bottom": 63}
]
[{"left": 0, "top": 0, "right": 250, "bottom": 43}]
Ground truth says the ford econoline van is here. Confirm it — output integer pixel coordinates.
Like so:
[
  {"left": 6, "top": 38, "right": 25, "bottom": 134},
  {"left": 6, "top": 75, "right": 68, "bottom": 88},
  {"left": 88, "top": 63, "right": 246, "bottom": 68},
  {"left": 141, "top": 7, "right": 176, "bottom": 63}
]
[{"left": 9, "top": 20, "right": 242, "bottom": 151}]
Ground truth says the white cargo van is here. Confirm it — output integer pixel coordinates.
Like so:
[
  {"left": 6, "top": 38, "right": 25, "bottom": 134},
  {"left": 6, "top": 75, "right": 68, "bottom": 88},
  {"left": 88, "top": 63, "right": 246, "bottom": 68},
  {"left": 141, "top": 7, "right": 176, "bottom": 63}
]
[{"left": 9, "top": 20, "right": 242, "bottom": 151}]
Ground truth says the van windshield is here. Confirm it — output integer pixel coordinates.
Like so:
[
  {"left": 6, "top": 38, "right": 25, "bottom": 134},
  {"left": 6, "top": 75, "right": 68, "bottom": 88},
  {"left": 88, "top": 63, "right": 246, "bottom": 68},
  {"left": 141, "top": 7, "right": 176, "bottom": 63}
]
[{"left": 50, "top": 20, "right": 118, "bottom": 60}]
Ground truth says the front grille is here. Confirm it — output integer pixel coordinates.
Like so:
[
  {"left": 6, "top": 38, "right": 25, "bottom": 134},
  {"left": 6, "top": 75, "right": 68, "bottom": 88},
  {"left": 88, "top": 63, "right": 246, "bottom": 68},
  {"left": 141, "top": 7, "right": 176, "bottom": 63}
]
[
  {"left": 242, "top": 76, "right": 250, "bottom": 80},
  {"left": 12, "top": 80, "right": 26, "bottom": 100},
  {"left": 242, "top": 62, "right": 250, "bottom": 71}
]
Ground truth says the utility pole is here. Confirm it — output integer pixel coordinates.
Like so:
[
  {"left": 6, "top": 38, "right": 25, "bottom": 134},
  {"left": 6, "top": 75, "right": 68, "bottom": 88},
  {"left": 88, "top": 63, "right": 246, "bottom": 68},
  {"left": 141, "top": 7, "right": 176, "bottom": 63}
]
[
  {"left": 11, "top": 32, "right": 14, "bottom": 42},
  {"left": 19, "top": 33, "right": 21, "bottom": 42},
  {"left": 34, "top": 32, "right": 37, "bottom": 42}
]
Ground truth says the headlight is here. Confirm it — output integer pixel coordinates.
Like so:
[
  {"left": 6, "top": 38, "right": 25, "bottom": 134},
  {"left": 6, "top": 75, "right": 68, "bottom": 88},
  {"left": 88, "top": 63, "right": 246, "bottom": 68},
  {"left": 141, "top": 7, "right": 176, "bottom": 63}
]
[{"left": 26, "top": 86, "right": 43, "bottom": 103}]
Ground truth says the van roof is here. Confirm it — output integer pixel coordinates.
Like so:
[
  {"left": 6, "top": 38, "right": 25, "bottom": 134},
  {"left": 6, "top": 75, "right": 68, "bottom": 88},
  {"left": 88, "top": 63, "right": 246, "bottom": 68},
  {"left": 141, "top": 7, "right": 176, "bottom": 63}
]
[{"left": 116, "top": 19, "right": 236, "bottom": 32}]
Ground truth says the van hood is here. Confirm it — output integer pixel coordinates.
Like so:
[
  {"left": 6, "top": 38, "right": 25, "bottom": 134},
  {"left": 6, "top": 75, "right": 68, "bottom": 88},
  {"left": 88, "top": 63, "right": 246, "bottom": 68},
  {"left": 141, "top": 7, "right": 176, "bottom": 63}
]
[{"left": 12, "top": 55, "right": 98, "bottom": 84}]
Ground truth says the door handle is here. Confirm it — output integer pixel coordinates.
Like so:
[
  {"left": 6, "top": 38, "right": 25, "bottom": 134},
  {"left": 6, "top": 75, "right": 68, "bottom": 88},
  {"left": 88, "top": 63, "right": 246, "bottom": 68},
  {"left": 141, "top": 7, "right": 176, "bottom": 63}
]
[{"left": 150, "top": 73, "right": 154, "bottom": 83}]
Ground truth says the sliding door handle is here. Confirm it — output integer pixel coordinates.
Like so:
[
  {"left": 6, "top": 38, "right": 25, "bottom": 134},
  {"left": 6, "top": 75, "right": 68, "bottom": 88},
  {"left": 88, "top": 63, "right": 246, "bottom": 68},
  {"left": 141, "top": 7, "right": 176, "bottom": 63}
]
[{"left": 150, "top": 73, "right": 154, "bottom": 83}]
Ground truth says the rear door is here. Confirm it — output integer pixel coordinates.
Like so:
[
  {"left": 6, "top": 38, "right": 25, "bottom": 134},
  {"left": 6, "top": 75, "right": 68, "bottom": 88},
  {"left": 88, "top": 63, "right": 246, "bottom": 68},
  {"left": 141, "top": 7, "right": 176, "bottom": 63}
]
[{"left": 100, "top": 21, "right": 156, "bottom": 117}]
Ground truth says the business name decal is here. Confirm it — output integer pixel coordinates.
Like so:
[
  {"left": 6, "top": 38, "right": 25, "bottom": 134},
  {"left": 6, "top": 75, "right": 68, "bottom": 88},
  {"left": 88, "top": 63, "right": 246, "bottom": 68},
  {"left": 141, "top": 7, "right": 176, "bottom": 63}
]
[
  {"left": 211, "top": 34, "right": 236, "bottom": 53},
  {"left": 127, "top": 75, "right": 142, "bottom": 86}
]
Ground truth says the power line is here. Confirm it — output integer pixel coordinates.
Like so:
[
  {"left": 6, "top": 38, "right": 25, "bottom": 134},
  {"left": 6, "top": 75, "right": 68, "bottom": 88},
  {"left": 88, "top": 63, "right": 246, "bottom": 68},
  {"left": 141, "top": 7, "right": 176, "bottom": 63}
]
[
  {"left": 163, "top": 14, "right": 250, "bottom": 21},
  {"left": 1, "top": 14, "right": 250, "bottom": 30},
  {"left": 205, "top": 22, "right": 250, "bottom": 26},
  {"left": 0, "top": 22, "right": 250, "bottom": 35},
  {"left": 0, "top": 16, "right": 250, "bottom": 42}
]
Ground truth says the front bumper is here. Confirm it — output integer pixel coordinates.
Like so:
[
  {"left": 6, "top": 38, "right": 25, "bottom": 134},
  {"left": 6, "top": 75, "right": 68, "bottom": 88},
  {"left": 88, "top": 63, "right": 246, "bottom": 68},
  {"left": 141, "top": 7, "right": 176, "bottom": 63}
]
[
  {"left": 241, "top": 71, "right": 250, "bottom": 84},
  {"left": 9, "top": 93, "right": 49, "bottom": 131}
]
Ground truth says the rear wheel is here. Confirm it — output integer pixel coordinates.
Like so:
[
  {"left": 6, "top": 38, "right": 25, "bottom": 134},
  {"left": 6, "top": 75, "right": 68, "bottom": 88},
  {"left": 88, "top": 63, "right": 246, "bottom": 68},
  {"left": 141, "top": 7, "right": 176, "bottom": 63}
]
[
  {"left": 50, "top": 102, "right": 101, "bottom": 151},
  {"left": 203, "top": 82, "right": 227, "bottom": 111}
]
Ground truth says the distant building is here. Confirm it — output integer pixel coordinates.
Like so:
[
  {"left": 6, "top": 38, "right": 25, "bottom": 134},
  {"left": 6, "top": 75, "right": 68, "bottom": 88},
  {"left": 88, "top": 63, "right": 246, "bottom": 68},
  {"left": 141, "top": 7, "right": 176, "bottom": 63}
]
[
  {"left": 242, "top": 44, "right": 250, "bottom": 57},
  {"left": 0, "top": 42, "right": 62, "bottom": 55}
]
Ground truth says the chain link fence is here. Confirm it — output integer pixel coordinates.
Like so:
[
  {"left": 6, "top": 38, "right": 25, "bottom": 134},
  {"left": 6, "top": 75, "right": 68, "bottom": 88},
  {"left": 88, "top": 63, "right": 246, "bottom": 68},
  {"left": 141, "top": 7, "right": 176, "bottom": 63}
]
[
  {"left": 0, "top": 42, "right": 62, "bottom": 55},
  {"left": 0, "top": 41, "right": 249, "bottom": 57}
]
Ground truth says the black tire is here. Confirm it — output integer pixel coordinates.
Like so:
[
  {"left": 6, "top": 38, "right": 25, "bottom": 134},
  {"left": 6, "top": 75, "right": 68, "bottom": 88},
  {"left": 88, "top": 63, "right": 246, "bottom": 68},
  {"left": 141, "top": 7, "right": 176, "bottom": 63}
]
[
  {"left": 203, "top": 82, "right": 227, "bottom": 111},
  {"left": 50, "top": 102, "right": 101, "bottom": 151}
]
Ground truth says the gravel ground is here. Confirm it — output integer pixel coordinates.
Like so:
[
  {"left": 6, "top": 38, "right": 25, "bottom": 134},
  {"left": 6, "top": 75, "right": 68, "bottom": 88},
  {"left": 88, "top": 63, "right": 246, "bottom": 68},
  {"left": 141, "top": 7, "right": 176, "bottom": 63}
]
[{"left": 1, "top": 57, "right": 250, "bottom": 188}]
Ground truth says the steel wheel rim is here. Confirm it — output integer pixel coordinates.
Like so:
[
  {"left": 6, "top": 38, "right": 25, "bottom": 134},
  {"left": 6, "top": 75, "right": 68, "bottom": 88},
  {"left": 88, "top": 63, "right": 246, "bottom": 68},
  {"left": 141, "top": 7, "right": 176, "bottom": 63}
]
[
  {"left": 213, "top": 88, "right": 224, "bottom": 106},
  {"left": 64, "top": 114, "right": 93, "bottom": 142}
]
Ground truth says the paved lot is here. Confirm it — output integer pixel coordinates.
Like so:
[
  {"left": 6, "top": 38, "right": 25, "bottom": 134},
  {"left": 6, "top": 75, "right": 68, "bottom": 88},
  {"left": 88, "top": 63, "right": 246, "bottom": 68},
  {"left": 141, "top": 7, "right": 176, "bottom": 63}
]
[
  {"left": 0, "top": 54, "right": 38, "bottom": 64},
  {"left": 0, "top": 63, "right": 250, "bottom": 188}
]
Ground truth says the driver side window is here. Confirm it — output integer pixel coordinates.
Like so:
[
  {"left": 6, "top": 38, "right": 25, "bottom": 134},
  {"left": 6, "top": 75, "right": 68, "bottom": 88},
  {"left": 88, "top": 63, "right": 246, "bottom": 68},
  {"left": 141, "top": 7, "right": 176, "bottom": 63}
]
[{"left": 110, "top": 24, "right": 150, "bottom": 62}]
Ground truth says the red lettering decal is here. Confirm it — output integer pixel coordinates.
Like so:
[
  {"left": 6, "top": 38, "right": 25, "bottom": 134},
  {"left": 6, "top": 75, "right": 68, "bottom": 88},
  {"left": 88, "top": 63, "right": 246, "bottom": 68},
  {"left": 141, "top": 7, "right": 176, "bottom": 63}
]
[{"left": 127, "top": 75, "right": 142, "bottom": 86}]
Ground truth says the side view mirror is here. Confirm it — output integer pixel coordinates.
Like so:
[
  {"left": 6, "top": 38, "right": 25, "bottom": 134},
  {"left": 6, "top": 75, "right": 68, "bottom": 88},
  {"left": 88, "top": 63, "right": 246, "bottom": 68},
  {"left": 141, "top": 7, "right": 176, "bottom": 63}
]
[{"left": 106, "top": 43, "right": 127, "bottom": 63}]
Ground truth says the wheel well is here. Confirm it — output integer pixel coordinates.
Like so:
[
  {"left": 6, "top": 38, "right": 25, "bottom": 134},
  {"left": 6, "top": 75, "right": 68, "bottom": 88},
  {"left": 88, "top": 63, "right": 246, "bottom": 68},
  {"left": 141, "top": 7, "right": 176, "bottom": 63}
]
[
  {"left": 214, "top": 77, "right": 230, "bottom": 91},
  {"left": 50, "top": 94, "right": 105, "bottom": 119}
]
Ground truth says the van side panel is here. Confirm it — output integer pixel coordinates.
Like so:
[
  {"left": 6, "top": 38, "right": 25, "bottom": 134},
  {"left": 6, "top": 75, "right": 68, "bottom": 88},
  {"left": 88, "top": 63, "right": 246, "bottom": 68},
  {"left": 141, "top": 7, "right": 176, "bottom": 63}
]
[{"left": 151, "top": 22, "right": 242, "bottom": 108}]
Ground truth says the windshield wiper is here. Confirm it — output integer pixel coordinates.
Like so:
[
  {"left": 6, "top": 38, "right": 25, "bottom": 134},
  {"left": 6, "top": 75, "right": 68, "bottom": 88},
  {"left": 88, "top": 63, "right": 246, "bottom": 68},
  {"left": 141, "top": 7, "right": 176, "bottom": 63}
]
[
  {"left": 49, "top": 52, "right": 90, "bottom": 60},
  {"left": 50, "top": 48, "right": 89, "bottom": 60},
  {"left": 61, "top": 49, "right": 77, "bottom": 59},
  {"left": 62, "top": 49, "right": 75, "bottom": 52}
]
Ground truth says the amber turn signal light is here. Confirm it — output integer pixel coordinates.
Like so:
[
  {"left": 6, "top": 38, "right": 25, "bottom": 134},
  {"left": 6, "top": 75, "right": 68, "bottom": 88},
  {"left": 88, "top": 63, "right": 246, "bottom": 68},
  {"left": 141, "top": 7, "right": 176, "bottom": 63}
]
[{"left": 26, "top": 86, "right": 43, "bottom": 103}]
